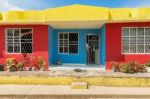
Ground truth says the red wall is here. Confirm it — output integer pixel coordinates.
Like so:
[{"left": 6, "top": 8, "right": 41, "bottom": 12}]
[
  {"left": 106, "top": 22, "right": 150, "bottom": 70},
  {"left": 0, "top": 25, "right": 49, "bottom": 68}
]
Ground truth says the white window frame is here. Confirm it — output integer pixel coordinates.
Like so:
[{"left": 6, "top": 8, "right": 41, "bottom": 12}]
[
  {"left": 122, "top": 27, "right": 150, "bottom": 54},
  {"left": 58, "top": 32, "right": 79, "bottom": 54},
  {"left": 5, "top": 28, "right": 33, "bottom": 54}
]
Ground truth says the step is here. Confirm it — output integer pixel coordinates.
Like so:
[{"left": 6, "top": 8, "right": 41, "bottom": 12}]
[{"left": 71, "top": 82, "right": 88, "bottom": 89}]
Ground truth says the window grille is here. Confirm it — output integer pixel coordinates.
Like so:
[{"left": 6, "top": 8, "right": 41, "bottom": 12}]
[
  {"left": 122, "top": 27, "right": 150, "bottom": 54},
  {"left": 59, "top": 33, "right": 78, "bottom": 54},
  {"left": 6, "top": 28, "right": 33, "bottom": 54}
]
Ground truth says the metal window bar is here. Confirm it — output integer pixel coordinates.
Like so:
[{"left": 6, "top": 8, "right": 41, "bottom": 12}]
[{"left": 6, "top": 28, "right": 33, "bottom": 54}]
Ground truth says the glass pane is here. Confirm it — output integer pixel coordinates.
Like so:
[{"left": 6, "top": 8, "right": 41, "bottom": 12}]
[
  {"left": 7, "top": 29, "right": 13, "bottom": 36},
  {"left": 69, "top": 33, "right": 78, "bottom": 44},
  {"left": 130, "top": 44, "right": 136, "bottom": 53},
  {"left": 21, "top": 29, "right": 32, "bottom": 39},
  {"left": 64, "top": 47, "right": 68, "bottom": 53},
  {"left": 69, "top": 45, "right": 78, "bottom": 53},
  {"left": 123, "top": 28, "right": 129, "bottom": 36},
  {"left": 137, "top": 28, "right": 144, "bottom": 36},
  {"left": 14, "top": 29, "right": 19, "bottom": 36},
  {"left": 59, "top": 33, "right": 63, "bottom": 39},
  {"left": 7, "top": 43, "right": 13, "bottom": 53},
  {"left": 21, "top": 29, "right": 33, "bottom": 53},
  {"left": 21, "top": 43, "right": 32, "bottom": 53},
  {"left": 14, "top": 43, "right": 20, "bottom": 53},
  {"left": 130, "top": 28, "right": 136, "bottom": 36},
  {"left": 122, "top": 44, "right": 129, "bottom": 53},
  {"left": 137, "top": 37, "right": 144, "bottom": 44},
  {"left": 14, "top": 36, "right": 19, "bottom": 39},
  {"left": 7, "top": 39, "right": 13, "bottom": 43},
  {"left": 64, "top": 33, "right": 68, "bottom": 39},
  {"left": 145, "top": 45, "right": 150, "bottom": 53},
  {"left": 59, "top": 40, "right": 63, "bottom": 45},
  {"left": 145, "top": 28, "right": 150, "bottom": 36},
  {"left": 123, "top": 37, "right": 129, "bottom": 44},
  {"left": 137, "top": 44, "right": 144, "bottom": 53},
  {"left": 14, "top": 39, "right": 20, "bottom": 43},
  {"left": 64, "top": 40, "right": 68, "bottom": 45},
  {"left": 130, "top": 37, "right": 136, "bottom": 44},
  {"left": 145, "top": 36, "right": 150, "bottom": 44},
  {"left": 59, "top": 47, "right": 63, "bottom": 53}
]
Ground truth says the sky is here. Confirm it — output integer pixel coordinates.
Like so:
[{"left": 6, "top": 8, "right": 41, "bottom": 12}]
[{"left": 0, "top": 0, "right": 150, "bottom": 11}]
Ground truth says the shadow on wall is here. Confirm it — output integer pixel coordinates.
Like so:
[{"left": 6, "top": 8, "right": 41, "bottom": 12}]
[{"left": 0, "top": 51, "right": 4, "bottom": 63}]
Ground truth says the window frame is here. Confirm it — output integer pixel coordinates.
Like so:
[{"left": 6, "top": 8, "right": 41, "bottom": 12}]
[
  {"left": 5, "top": 28, "right": 33, "bottom": 54},
  {"left": 121, "top": 27, "right": 150, "bottom": 55},
  {"left": 58, "top": 32, "right": 79, "bottom": 54}
]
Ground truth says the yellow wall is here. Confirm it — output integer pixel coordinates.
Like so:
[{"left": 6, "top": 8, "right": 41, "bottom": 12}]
[
  {"left": 130, "top": 8, "right": 150, "bottom": 19},
  {"left": 109, "top": 8, "right": 130, "bottom": 20},
  {"left": 2, "top": 11, "right": 23, "bottom": 22},
  {"left": 23, "top": 10, "right": 45, "bottom": 22},
  {"left": 1, "top": 4, "right": 150, "bottom": 23},
  {"left": 0, "top": 13, "right": 2, "bottom": 20},
  {"left": 45, "top": 5, "right": 108, "bottom": 21}
]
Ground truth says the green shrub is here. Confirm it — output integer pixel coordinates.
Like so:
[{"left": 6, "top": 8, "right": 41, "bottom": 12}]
[{"left": 112, "top": 61, "right": 147, "bottom": 73}]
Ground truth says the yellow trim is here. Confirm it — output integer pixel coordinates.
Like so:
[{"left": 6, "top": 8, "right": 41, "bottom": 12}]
[
  {"left": 1, "top": 4, "right": 150, "bottom": 22},
  {"left": 0, "top": 76, "right": 150, "bottom": 87},
  {"left": 0, "top": 13, "right": 2, "bottom": 20}
]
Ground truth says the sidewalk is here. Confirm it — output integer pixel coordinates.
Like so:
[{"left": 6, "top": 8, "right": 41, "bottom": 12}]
[{"left": 0, "top": 85, "right": 150, "bottom": 98}]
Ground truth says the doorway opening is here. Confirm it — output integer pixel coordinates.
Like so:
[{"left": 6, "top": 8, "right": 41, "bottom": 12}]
[{"left": 86, "top": 34, "right": 99, "bottom": 65}]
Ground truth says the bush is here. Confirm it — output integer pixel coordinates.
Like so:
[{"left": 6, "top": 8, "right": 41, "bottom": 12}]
[
  {"left": 112, "top": 61, "right": 147, "bottom": 73},
  {"left": 145, "top": 61, "right": 150, "bottom": 67},
  {"left": 6, "top": 58, "right": 18, "bottom": 72},
  {"left": 5, "top": 54, "right": 47, "bottom": 71}
]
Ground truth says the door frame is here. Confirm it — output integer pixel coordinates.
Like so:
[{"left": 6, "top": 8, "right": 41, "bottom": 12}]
[{"left": 86, "top": 33, "right": 100, "bottom": 65}]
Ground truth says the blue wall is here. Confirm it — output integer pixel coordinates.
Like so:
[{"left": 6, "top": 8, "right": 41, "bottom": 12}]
[
  {"left": 48, "top": 27, "right": 106, "bottom": 66},
  {"left": 100, "top": 25, "right": 106, "bottom": 65},
  {"left": 54, "top": 29, "right": 100, "bottom": 64},
  {"left": 48, "top": 26, "right": 55, "bottom": 64}
]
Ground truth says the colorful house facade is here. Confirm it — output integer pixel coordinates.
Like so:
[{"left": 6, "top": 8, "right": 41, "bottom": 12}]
[{"left": 1, "top": 4, "right": 150, "bottom": 70}]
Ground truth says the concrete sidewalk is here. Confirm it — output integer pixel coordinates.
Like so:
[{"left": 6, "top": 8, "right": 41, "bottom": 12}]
[{"left": 0, "top": 85, "right": 150, "bottom": 99}]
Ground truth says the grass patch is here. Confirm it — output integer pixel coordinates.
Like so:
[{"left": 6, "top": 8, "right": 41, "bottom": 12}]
[{"left": 0, "top": 76, "right": 150, "bottom": 87}]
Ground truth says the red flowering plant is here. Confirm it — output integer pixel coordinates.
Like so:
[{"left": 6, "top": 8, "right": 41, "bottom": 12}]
[
  {"left": 21, "top": 53, "right": 31, "bottom": 71},
  {"left": 21, "top": 53, "right": 46, "bottom": 71},
  {"left": 6, "top": 58, "right": 18, "bottom": 72},
  {"left": 112, "top": 62, "right": 120, "bottom": 72},
  {"left": 29, "top": 56, "right": 40, "bottom": 71},
  {"left": 112, "top": 61, "right": 147, "bottom": 73}
]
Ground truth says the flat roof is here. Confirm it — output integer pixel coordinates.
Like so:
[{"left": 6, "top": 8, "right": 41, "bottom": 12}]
[{"left": 0, "top": 4, "right": 150, "bottom": 28}]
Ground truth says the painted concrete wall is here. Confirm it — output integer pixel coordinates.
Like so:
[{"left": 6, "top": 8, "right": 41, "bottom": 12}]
[
  {"left": 100, "top": 25, "right": 106, "bottom": 66},
  {"left": 106, "top": 22, "right": 150, "bottom": 70},
  {"left": 48, "top": 26, "right": 55, "bottom": 64},
  {"left": 52, "top": 29, "right": 101, "bottom": 65},
  {"left": 0, "top": 25, "right": 49, "bottom": 68}
]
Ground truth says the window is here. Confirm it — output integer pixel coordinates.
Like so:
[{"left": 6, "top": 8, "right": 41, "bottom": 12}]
[
  {"left": 6, "top": 28, "right": 33, "bottom": 54},
  {"left": 59, "top": 33, "right": 78, "bottom": 54},
  {"left": 122, "top": 27, "right": 150, "bottom": 54}
]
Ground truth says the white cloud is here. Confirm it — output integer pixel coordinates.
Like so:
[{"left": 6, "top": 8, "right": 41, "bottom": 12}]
[{"left": 0, "top": 0, "right": 24, "bottom": 12}]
